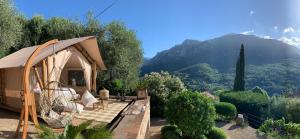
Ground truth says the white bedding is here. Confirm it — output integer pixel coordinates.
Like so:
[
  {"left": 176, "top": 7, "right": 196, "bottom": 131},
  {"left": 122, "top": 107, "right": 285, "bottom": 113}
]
[{"left": 52, "top": 87, "right": 80, "bottom": 101}]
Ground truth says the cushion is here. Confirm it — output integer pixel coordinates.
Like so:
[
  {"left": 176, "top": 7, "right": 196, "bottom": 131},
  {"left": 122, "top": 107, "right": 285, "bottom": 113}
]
[
  {"left": 81, "top": 90, "right": 98, "bottom": 106},
  {"left": 53, "top": 87, "right": 78, "bottom": 101},
  {"left": 48, "top": 110, "right": 60, "bottom": 119},
  {"left": 64, "top": 102, "right": 84, "bottom": 113}
]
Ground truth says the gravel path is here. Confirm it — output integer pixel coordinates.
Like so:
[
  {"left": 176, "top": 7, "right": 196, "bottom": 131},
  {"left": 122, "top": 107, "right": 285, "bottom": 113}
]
[
  {"left": 216, "top": 122, "right": 268, "bottom": 139},
  {"left": 149, "top": 119, "right": 268, "bottom": 139},
  {"left": 150, "top": 118, "right": 167, "bottom": 139}
]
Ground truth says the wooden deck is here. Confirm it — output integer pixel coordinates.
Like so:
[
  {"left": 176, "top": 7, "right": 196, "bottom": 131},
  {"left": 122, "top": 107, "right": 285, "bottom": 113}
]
[{"left": 0, "top": 99, "right": 133, "bottom": 138}]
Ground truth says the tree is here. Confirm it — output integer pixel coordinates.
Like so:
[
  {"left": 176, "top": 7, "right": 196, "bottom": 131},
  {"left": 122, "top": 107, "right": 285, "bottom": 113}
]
[
  {"left": 42, "top": 17, "right": 85, "bottom": 41},
  {"left": 233, "top": 44, "right": 245, "bottom": 91},
  {"left": 142, "top": 71, "right": 186, "bottom": 117},
  {"left": 98, "top": 21, "right": 143, "bottom": 91},
  {"left": 0, "top": 0, "right": 22, "bottom": 57},
  {"left": 2, "top": 10, "right": 142, "bottom": 93}
]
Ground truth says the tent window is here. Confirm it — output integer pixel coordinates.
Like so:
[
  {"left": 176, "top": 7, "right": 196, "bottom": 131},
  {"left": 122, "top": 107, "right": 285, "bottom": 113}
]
[{"left": 68, "top": 70, "right": 86, "bottom": 86}]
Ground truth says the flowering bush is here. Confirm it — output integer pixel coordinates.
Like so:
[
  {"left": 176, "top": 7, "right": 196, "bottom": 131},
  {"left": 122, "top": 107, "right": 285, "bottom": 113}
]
[{"left": 141, "top": 71, "right": 186, "bottom": 117}]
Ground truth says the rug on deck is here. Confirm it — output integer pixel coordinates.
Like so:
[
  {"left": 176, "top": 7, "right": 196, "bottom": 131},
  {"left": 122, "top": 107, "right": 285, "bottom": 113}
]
[{"left": 74, "top": 102, "right": 128, "bottom": 123}]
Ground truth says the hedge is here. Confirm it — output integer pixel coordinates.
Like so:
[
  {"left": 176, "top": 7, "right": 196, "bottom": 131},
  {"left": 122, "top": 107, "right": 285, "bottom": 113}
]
[
  {"left": 215, "top": 102, "right": 237, "bottom": 121},
  {"left": 165, "top": 91, "right": 216, "bottom": 138},
  {"left": 207, "top": 127, "right": 227, "bottom": 139},
  {"left": 161, "top": 125, "right": 182, "bottom": 139},
  {"left": 219, "top": 91, "right": 269, "bottom": 118}
]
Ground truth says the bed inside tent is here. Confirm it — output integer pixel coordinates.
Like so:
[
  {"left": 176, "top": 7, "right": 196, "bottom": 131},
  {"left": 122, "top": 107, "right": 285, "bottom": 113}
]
[{"left": 0, "top": 36, "right": 106, "bottom": 126}]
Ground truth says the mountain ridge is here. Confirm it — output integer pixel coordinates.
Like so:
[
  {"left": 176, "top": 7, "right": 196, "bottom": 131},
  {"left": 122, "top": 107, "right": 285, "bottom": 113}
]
[{"left": 142, "top": 34, "right": 300, "bottom": 74}]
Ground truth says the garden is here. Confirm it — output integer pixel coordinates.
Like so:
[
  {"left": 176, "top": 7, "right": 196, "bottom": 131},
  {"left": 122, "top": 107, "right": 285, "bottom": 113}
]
[{"left": 141, "top": 44, "right": 300, "bottom": 139}]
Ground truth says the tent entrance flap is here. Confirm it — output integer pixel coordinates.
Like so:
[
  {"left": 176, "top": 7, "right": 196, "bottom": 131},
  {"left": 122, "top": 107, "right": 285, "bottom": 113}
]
[{"left": 55, "top": 47, "right": 92, "bottom": 91}]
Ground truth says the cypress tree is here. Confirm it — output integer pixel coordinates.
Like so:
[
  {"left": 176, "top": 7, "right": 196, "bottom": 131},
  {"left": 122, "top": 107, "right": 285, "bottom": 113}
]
[{"left": 233, "top": 44, "right": 245, "bottom": 91}]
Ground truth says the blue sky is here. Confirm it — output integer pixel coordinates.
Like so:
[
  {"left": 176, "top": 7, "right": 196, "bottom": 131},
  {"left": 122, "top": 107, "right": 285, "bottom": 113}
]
[{"left": 14, "top": 0, "right": 300, "bottom": 58}]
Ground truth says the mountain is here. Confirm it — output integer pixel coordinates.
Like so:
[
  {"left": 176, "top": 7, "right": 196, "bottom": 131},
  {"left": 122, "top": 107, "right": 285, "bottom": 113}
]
[
  {"left": 143, "top": 57, "right": 151, "bottom": 65},
  {"left": 142, "top": 34, "right": 300, "bottom": 74}
]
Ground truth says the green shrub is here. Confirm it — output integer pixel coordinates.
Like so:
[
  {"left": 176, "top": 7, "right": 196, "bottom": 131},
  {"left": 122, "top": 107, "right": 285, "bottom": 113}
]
[
  {"left": 219, "top": 91, "right": 269, "bottom": 119},
  {"left": 251, "top": 86, "right": 269, "bottom": 99},
  {"left": 270, "top": 96, "right": 300, "bottom": 123},
  {"left": 165, "top": 91, "right": 216, "bottom": 138},
  {"left": 259, "top": 118, "right": 300, "bottom": 138},
  {"left": 215, "top": 102, "right": 237, "bottom": 121},
  {"left": 207, "top": 127, "right": 227, "bottom": 139},
  {"left": 142, "top": 71, "right": 186, "bottom": 117},
  {"left": 161, "top": 125, "right": 182, "bottom": 139},
  {"left": 285, "top": 99, "right": 300, "bottom": 123},
  {"left": 269, "top": 96, "right": 288, "bottom": 120}
]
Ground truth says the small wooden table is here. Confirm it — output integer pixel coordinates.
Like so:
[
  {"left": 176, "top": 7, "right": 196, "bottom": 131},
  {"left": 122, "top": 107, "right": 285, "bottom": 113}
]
[{"left": 92, "top": 98, "right": 109, "bottom": 110}]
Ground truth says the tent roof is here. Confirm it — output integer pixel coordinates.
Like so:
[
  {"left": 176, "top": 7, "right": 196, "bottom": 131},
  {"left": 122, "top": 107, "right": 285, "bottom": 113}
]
[{"left": 0, "top": 36, "right": 106, "bottom": 69}]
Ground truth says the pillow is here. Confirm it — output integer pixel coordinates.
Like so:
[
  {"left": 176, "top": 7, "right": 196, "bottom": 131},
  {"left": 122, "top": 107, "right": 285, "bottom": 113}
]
[
  {"left": 61, "top": 88, "right": 76, "bottom": 95},
  {"left": 81, "top": 90, "right": 98, "bottom": 106},
  {"left": 53, "top": 88, "right": 77, "bottom": 101},
  {"left": 64, "top": 102, "right": 84, "bottom": 113},
  {"left": 48, "top": 110, "right": 60, "bottom": 119}
]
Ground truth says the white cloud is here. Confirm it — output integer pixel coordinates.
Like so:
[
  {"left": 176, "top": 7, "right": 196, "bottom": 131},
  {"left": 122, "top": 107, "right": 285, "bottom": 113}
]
[
  {"left": 283, "top": 27, "right": 295, "bottom": 33},
  {"left": 279, "top": 36, "right": 300, "bottom": 46},
  {"left": 241, "top": 30, "right": 254, "bottom": 35},
  {"left": 262, "top": 36, "right": 272, "bottom": 39},
  {"left": 250, "top": 10, "right": 255, "bottom": 16},
  {"left": 274, "top": 26, "right": 278, "bottom": 30}
]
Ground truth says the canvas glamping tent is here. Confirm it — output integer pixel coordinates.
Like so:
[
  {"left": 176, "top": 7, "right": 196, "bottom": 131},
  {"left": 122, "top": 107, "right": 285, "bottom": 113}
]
[{"left": 0, "top": 36, "right": 106, "bottom": 139}]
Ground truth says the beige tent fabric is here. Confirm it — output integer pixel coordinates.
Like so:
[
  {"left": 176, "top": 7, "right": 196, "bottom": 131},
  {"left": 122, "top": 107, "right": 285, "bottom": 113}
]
[
  {"left": 72, "top": 49, "right": 92, "bottom": 90},
  {"left": 0, "top": 36, "right": 106, "bottom": 70},
  {"left": 47, "top": 49, "right": 73, "bottom": 83},
  {"left": 46, "top": 47, "right": 91, "bottom": 90}
]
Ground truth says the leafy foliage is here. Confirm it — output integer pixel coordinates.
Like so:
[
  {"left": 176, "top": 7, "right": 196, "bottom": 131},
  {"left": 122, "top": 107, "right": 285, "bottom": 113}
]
[
  {"left": 251, "top": 86, "right": 269, "bottom": 98},
  {"left": 0, "top": 0, "right": 22, "bottom": 57},
  {"left": 98, "top": 21, "right": 143, "bottom": 92},
  {"left": 270, "top": 96, "right": 300, "bottom": 123},
  {"left": 165, "top": 91, "right": 216, "bottom": 138},
  {"left": 259, "top": 119, "right": 300, "bottom": 139},
  {"left": 141, "top": 71, "right": 186, "bottom": 117},
  {"left": 215, "top": 102, "right": 237, "bottom": 121},
  {"left": 219, "top": 91, "right": 269, "bottom": 119},
  {"left": 174, "top": 63, "right": 228, "bottom": 92},
  {"left": 161, "top": 125, "right": 182, "bottom": 139},
  {"left": 38, "top": 121, "right": 112, "bottom": 139},
  {"left": 233, "top": 44, "right": 245, "bottom": 91},
  {"left": 206, "top": 127, "right": 227, "bottom": 139},
  {"left": 1, "top": 1, "right": 143, "bottom": 92}
]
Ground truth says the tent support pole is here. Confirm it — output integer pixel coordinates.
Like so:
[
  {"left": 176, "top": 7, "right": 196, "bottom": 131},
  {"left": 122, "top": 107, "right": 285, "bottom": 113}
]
[
  {"left": 34, "top": 67, "right": 44, "bottom": 89},
  {"left": 16, "top": 39, "right": 58, "bottom": 139},
  {"left": 92, "top": 62, "right": 97, "bottom": 92},
  {"left": 42, "top": 60, "right": 47, "bottom": 88}
]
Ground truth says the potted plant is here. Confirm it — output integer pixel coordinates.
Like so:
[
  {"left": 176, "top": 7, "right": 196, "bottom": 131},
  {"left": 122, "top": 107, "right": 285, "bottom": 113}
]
[{"left": 136, "top": 80, "right": 148, "bottom": 100}]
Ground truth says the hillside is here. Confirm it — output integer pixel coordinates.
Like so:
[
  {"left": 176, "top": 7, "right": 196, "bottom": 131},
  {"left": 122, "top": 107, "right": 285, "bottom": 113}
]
[
  {"left": 142, "top": 34, "right": 300, "bottom": 95},
  {"left": 172, "top": 60, "right": 300, "bottom": 95},
  {"left": 142, "top": 34, "right": 300, "bottom": 73}
]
